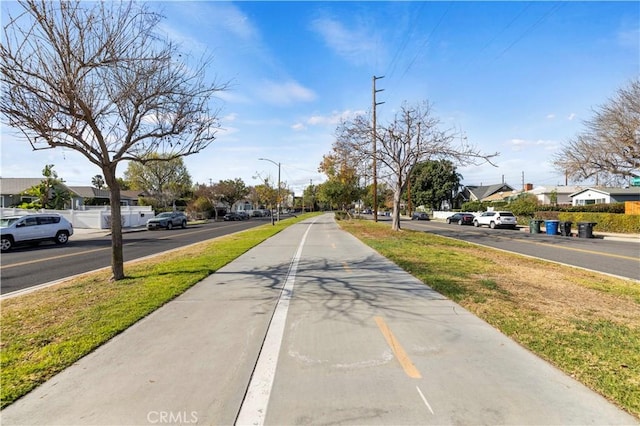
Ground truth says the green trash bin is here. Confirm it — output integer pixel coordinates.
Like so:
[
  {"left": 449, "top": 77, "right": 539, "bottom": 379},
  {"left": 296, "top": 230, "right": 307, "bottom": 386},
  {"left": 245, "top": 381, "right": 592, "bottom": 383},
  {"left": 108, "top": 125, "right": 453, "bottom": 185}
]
[{"left": 529, "top": 219, "right": 543, "bottom": 234}]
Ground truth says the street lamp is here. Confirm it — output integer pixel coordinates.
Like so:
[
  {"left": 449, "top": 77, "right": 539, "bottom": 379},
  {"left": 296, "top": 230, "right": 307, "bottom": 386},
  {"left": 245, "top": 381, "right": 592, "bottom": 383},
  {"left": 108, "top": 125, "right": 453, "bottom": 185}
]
[{"left": 258, "top": 157, "right": 280, "bottom": 222}]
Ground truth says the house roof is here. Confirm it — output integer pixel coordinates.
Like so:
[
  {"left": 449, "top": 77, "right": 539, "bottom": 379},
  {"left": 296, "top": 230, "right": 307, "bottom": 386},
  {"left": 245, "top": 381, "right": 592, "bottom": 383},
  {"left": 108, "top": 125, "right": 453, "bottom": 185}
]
[
  {"left": 465, "top": 183, "right": 516, "bottom": 201},
  {"left": 67, "top": 186, "right": 143, "bottom": 201},
  {"left": 569, "top": 187, "right": 640, "bottom": 197},
  {"left": 0, "top": 179, "right": 142, "bottom": 201},
  {"left": 0, "top": 177, "right": 54, "bottom": 194},
  {"left": 528, "top": 185, "right": 583, "bottom": 195},
  {"left": 67, "top": 186, "right": 111, "bottom": 198}
]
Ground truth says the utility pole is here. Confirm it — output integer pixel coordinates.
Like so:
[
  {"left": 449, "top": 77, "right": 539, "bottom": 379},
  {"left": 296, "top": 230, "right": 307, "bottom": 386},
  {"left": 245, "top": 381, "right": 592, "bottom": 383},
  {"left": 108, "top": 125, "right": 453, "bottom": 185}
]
[
  {"left": 408, "top": 122, "right": 420, "bottom": 217},
  {"left": 372, "top": 75, "right": 384, "bottom": 222}
]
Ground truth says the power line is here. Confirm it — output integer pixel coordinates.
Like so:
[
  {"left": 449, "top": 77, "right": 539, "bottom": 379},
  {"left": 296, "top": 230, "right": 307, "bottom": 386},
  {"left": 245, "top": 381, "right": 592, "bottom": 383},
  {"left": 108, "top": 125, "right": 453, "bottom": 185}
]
[
  {"left": 493, "top": 2, "right": 564, "bottom": 63},
  {"left": 398, "top": 2, "right": 453, "bottom": 82}
]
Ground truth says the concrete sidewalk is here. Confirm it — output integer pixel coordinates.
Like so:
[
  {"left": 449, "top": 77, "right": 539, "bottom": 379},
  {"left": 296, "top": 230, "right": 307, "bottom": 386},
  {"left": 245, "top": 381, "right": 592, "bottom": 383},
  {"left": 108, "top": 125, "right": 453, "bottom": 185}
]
[{"left": 3, "top": 214, "right": 637, "bottom": 425}]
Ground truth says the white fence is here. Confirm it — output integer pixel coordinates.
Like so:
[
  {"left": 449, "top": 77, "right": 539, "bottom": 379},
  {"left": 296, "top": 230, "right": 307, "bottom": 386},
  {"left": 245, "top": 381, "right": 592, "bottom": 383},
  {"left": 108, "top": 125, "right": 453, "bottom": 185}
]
[{"left": 0, "top": 206, "right": 154, "bottom": 229}]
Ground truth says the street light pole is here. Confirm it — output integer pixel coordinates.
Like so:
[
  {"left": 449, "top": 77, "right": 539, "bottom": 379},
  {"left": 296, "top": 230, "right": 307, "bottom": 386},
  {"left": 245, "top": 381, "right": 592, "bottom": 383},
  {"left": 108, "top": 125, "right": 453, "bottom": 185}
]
[{"left": 258, "top": 157, "right": 281, "bottom": 222}]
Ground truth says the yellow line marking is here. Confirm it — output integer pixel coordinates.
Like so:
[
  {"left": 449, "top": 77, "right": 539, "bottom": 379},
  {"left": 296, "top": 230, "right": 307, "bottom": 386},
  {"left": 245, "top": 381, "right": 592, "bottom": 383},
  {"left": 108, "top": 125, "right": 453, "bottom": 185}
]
[
  {"left": 1, "top": 247, "right": 109, "bottom": 269},
  {"left": 342, "top": 262, "right": 351, "bottom": 272},
  {"left": 516, "top": 238, "right": 638, "bottom": 261},
  {"left": 331, "top": 243, "right": 336, "bottom": 249},
  {"left": 374, "top": 316, "right": 422, "bottom": 379}
]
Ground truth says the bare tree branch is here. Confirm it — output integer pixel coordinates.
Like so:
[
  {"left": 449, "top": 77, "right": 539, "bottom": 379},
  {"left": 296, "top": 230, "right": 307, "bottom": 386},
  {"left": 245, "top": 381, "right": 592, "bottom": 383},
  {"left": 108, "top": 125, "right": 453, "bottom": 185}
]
[
  {"left": 1, "top": 0, "right": 228, "bottom": 279},
  {"left": 335, "top": 101, "right": 498, "bottom": 230},
  {"left": 553, "top": 78, "right": 640, "bottom": 186}
]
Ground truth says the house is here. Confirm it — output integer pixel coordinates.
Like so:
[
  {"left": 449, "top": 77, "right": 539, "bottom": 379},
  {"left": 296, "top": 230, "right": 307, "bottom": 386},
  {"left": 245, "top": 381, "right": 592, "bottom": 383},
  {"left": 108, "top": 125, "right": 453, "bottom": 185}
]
[
  {"left": 67, "top": 186, "right": 143, "bottom": 208},
  {"left": 0, "top": 178, "right": 142, "bottom": 209},
  {"left": 569, "top": 187, "right": 640, "bottom": 206},
  {"left": 0, "top": 177, "right": 73, "bottom": 208},
  {"left": 526, "top": 185, "right": 583, "bottom": 205}
]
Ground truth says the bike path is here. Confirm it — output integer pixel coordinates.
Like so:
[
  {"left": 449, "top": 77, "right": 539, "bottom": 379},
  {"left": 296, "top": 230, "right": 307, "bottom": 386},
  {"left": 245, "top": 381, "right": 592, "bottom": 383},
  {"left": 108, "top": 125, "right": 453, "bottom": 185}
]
[{"left": 2, "top": 214, "right": 636, "bottom": 425}]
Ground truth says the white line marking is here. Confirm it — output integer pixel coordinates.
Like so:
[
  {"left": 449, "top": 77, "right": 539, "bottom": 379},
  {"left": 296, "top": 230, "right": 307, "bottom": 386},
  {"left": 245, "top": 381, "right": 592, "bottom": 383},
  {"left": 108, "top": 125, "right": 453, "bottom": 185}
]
[
  {"left": 236, "top": 221, "right": 314, "bottom": 426},
  {"left": 416, "top": 385, "right": 435, "bottom": 415}
]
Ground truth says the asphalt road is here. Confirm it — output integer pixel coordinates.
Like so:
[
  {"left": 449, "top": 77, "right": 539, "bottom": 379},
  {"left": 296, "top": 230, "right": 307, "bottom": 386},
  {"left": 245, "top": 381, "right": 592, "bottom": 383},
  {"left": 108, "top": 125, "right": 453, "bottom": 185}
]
[
  {"left": 0, "top": 218, "right": 270, "bottom": 295},
  {"left": 400, "top": 218, "right": 640, "bottom": 281}
]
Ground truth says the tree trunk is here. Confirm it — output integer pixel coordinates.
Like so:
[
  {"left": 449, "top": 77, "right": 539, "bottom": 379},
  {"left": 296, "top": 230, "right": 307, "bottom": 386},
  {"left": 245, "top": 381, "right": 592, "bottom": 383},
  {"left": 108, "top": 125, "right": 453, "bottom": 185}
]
[
  {"left": 104, "top": 168, "right": 125, "bottom": 280},
  {"left": 391, "top": 183, "right": 402, "bottom": 231}
]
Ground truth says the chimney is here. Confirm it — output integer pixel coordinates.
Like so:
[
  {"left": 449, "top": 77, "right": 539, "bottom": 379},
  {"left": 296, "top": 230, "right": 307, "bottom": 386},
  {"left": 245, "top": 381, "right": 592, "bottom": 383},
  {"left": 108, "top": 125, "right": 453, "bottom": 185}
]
[{"left": 525, "top": 183, "right": 533, "bottom": 191}]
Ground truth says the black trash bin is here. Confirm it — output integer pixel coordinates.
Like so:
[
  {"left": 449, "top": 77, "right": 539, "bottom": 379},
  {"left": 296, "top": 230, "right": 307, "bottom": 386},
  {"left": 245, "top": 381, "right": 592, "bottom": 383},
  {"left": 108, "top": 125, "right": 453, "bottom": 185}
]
[
  {"left": 558, "top": 221, "right": 573, "bottom": 236},
  {"left": 577, "top": 222, "right": 597, "bottom": 238}
]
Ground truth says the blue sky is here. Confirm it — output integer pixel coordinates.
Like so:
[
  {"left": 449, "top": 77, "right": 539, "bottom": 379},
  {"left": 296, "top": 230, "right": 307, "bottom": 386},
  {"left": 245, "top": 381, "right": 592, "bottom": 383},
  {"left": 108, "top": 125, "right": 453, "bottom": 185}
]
[{"left": 1, "top": 1, "right": 638, "bottom": 195}]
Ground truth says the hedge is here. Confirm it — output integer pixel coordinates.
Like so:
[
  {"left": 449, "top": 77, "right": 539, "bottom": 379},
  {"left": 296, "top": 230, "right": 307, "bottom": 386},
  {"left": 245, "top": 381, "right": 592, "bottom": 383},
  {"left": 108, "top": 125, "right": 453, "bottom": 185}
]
[{"left": 533, "top": 211, "right": 640, "bottom": 234}]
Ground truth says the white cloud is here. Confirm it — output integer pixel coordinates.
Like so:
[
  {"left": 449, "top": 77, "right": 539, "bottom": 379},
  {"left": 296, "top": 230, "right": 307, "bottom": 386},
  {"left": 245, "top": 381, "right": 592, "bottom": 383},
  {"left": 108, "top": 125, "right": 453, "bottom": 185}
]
[
  {"left": 291, "top": 123, "right": 306, "bottom": 131},
  {"left": 508, "top": 138, "right": 558, "bottom": 152},
  {"left": 310, "top": 17, "right": 381, "bottom": 66},
  {"left": 567, "top": 113, "right": 577, "bottom": 121},
  {"left": 307, "top": 109, "right": 366, "bottom": 126},
  {"left": 256, "top": 80, "right": 316, "bottom": 106},
  {"left": 546, "top": 114, "right": 555, "bottom": 119},
  {"left": 223, "top": 112, "right": 238, "bottom": 122}
]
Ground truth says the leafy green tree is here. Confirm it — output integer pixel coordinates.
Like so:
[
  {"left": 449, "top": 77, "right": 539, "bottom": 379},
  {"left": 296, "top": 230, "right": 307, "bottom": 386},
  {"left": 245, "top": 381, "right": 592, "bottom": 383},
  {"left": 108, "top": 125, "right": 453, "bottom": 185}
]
[
  {"left": 318, "top": 150, "right": 363, "bottom": 211},
  {"left": 215, "top": 178, "right": 250, "bottom": 210},
  {"left": 91, "top": 175, "right": 105, "bottom": 190},
  {"left": 408, "top": 160, "right": 462, "bottom": 210},
  {"left": 508, "top": 193, "right": 540, "bottom": 217},
  {"left": 124, "top": 154, "right": 192, "bottom": 209},
  {"left": 116, "top": 178, "right": 131, "bottom": 190},
  {"left": 302, "top": 184, "right": 318, "bottom": 212},
  {"left": 20, "top": 164, "right": 70, "bottom": 210}
]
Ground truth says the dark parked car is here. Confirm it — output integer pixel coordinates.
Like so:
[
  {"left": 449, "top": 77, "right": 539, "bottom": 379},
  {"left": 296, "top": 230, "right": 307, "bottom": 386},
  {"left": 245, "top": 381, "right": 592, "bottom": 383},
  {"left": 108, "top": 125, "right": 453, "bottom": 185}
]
[
  {"left": 411, "top": 212, "right": 430, "bottom": 221},
  {"left": 446, "top": 212, "right": 475, "bottom": 225},
  {"left": 146, "top": 212, "right": 187, "bottom": 230},
  {"left": 223, "top": 212, "right": 242, "bottom": 221}
]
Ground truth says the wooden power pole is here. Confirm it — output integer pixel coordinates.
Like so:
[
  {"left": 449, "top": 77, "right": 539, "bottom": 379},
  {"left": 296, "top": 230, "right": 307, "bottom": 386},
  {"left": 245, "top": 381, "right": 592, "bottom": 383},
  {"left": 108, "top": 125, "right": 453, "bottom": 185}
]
[{"left": 372, "top": 75, "right": 384, "bottom": 222}]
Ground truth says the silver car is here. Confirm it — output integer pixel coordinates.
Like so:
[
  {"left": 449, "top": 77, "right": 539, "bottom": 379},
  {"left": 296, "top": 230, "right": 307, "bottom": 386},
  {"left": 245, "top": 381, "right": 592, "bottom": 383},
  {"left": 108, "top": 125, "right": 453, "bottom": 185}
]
[
  {"left": 0, "top": 213, "right": 74, "bottom": 251},
  {"left": 146, "top": 211, "right": 188, "bottom": 230},
  {"left": 473, "top": 211, "right": 517, "bottom": 229}
]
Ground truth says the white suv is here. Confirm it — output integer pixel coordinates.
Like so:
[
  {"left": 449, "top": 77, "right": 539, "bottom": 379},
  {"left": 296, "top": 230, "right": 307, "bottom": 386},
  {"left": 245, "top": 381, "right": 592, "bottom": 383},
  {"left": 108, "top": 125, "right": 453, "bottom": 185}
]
[
  {"left": 0, "top": 213, "right": 74, "bottom": 251},
  {"left": 473, "top": 211, "right": 517, "bottom": 229}
]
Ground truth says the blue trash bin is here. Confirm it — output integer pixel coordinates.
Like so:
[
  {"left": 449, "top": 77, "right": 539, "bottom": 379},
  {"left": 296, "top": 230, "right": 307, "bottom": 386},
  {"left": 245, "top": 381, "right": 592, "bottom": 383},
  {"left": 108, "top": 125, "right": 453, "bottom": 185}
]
[{"left": 545, "top": 220, "right": 559, "bottom": 235}]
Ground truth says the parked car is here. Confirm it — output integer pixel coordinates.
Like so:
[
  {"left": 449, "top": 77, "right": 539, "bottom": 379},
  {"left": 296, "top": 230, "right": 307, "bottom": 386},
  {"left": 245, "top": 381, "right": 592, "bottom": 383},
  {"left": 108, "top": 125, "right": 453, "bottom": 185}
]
[
  {"left": 411, "top": 212, "right": 430, "bottom": 221},
  {"left": 223, "top": 212, "right": 242, "bottom": 221},
  {"left": 237, "top": 211, "right": 250, "bottom": 220},
  {"left": 446, "top": 212, "right": 475, "bottom": 225},
  {"left": 473, "top": 211, "right": 517, "bottom": 229},
  {"left": 0, "top": 213, "right": 74, "bottom": 251},
  {"left": 146, "top": 211, "right": 187, "bottom": 230}
]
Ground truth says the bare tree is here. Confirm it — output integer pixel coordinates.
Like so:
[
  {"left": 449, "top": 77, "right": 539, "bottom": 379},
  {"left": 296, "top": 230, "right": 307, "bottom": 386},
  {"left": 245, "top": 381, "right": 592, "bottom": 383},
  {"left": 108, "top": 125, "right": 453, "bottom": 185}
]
[
  {"left": 1, "top": 0, "right": 226, "bottom": 280},
  {"left": 553, "top": 78, "right": 640, "bottom": 186},
  {"left": 336, "top": 102, "right": 498, "bottom": 230}
]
